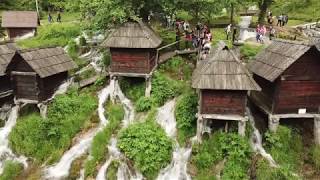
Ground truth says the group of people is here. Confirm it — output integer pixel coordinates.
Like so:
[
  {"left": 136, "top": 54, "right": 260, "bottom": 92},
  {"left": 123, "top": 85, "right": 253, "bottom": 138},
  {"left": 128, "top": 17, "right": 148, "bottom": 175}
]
[
  {"left": 267, "top": 11, "right": 289, "bottom": 27},
  {"left": 256, "top": 24, "right": 276, "bottom": 43},
  {"left": 175, "top": 21, "right": 212, "bottom": 54},
  {"left": 277, "top": 14, "right": 289, "bottom": 27},
  {"left": 48, "top": 12, "right": 62, "bottom": 23}
]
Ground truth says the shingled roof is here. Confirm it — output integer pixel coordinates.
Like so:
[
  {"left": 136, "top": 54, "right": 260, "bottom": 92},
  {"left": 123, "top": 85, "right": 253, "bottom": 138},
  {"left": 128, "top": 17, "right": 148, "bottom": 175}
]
[
  {"left": 248, "top": 40, "right": 319, "bottom": 82},
  {"left": 16, "top": 47, "right": 77, "bottom": 78},
  {"left": 102, "top": 21, "right": 162, "bottom": 48},
  {"left": 2, "top": 11, "right": 38, "bottom": 28},
  {"left": 0, "top": 43, "right": 17, "bottom": 76},
  {"left": 192, "top": 44, "right": 261, "bottom": 91}
]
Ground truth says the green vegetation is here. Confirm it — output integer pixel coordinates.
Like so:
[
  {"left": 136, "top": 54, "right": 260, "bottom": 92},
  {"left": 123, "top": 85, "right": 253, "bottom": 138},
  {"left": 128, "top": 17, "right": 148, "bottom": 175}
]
[
  {"left": 17, "top": 23, "right": 80, "bottom": 49},
  {"left": 118, "top": 122, "right": 173, "bottom": 179},
  {"left": 211, "top": 28, "right": 232, "bottom": 47},
  {"left": 85, "top": 101, "right": 124, "bottom": 178},
  {"left": 0, "top": 161, "right": 23, "bottom": 180},
  {"left": 9, "top": 90, "right": 97, "bottom": 163},
  {"left": 135, "top": 97, "right": 153, "bottom": 112},
  {"left": 119, "top": 77, "right": 145, "bottom": 103},
  {"left": 159, "top": 56, "right": 194, "bottom": 81},
  {"left": 311, "top": 145, "right": 320, "bottom": 171},
  {"left": 191, "top": 132, "right": 251, "bottom": 179},
  {"left": 240, "top": 44, "right": 265, "bottom": 63},
  {"left": 106, "top": 160, "right": 120, "bottom": 179},
  {"left": 264, "top": 126, "right": 303, "bottom": 172},
  {"left": 256, "top": 158, "right": 298, "bottom": 180},
  {"left": 175, "top": 93, "right": 198, "bottom": 145},
  {"left": 151, "top": 72, "right": 184, "bottom": 106}
]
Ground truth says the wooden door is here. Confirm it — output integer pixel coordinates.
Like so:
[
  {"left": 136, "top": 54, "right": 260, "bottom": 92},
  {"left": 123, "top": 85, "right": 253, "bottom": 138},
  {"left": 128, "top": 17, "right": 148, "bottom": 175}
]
[{"left": 11, "top": 72, "right": 39, "bottom": 101}]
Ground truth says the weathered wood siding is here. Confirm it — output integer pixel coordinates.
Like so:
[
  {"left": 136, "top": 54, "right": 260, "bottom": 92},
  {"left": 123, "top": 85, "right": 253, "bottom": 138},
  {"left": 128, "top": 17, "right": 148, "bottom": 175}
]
[
  {"left": 273, "top": 48, "right": 320, "bottom": 114},
  {"left": 201, "top": 90, "right": 247, "bottom": 116},
  {"left": 0, "top": 75, "right": 11, "bottom": 92},
  {"left": 12, "top": 74, "right": 39, "bottom": 100},
  {"left": 38, "top": 72, "right": 68, "bottom": 101},
  {"left": 110, "top": 48, "right": 155, "bottom": 74},
  {"left": 7, "top": 28, "right": 35, "bottom": 39},
  {"left": 251, "top": 74, "right": 276, "bottom": 112}
]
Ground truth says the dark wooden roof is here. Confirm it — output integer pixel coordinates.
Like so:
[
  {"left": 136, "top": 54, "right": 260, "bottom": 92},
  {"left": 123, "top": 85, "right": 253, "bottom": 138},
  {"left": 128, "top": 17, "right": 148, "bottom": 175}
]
[
  {"left": 102, "top": 21, "right": 162, "bottom": 48},
  {"left": 248, "top": 40, "right": 319, "bottom": 82},
  {"left": 192, "top": 43, "right": 261, "bottom": 91},
  {"left": 17, "top": 47, "right": 77, "bottom": 78},
  {"left": 0, "top": 43, "right": 17, "bottom": 75},
  {"left": 2, "top": 11, "right": 38, "bottom": 28}
]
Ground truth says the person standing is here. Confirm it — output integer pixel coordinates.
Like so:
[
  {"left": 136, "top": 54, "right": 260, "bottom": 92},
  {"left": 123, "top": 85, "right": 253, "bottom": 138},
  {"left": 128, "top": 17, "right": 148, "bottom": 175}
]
[
  {"left": 48, "top": 13, "right": 52, "bottom": 23},
  {"left": 269, "top": 26, "right": 275, "bottom": 40},
  {"left": 225, "top": 24, "right": 232, "bottom": 40},
  {"left": 277, "top": 14, "right": 283, "bottom": 27},
  {"left": 57, "top": 12, "right": 61, "bottom": 22},
  {"left": 175, "top": 28, "right": 181, "bottom": 50}
]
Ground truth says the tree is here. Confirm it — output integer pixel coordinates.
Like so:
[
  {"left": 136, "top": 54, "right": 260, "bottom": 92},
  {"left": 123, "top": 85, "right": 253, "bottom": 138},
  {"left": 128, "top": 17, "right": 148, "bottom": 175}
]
[{"left": 257, "top": 0, "right": 273, "bottom": 24}]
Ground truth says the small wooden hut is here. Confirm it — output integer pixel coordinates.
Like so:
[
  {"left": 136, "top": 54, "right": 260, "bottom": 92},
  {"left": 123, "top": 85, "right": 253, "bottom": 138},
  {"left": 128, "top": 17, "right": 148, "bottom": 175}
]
[
  {"left": 6, "top": 47, "right": 77, "bottom": 103},
  {"left": 248, "top": 40, "right": 320, "bottom": 144},
  {"left": 0, "top": 43, "right": 16, "bottom": 105},
  {"left": 192, "top": 44, "right": 260, "bottom": 139},
  {"left": 102, "top": 21, "right": 162, "bottom": 96},
  {"left": 1, "top": 11, "right": 38, "bottom": 39}
]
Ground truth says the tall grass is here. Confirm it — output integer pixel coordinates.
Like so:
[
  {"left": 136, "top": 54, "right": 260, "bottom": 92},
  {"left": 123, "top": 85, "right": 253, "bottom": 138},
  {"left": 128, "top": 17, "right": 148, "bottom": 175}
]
[
  {"left": 0, "top": 161, "right": 23, "bottom": 180},
  {"left": 17, "top": 23, "right": 81, "bottom": 49}
]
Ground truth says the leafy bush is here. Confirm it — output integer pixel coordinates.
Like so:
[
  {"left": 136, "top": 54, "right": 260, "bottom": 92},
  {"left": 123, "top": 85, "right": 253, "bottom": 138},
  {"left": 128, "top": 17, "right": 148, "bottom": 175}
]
[
  {"left": 256, "top": 159, "right": 299, "bottom": 180},
  {"left": 101, "top": 50, "right": 111, "bottom": 67},
  {"left": 175, "top": 92, "right": 198, "bottom": 145},
  {"left": 67, "top": 40, "right": 79, "bottom": 58},
  {"left": 85, "top": 102, "right": 124, "bottom": 177},
  {"left": 79, "top": 36, "right": 87, "bottom": 46},
  {"left": 9, "top": 90, "right": 97, "bottom": 163},
  {"left": 176, "top": 10, "right": 193, "bottom": 21},
  {"left": 135, "top": 97, "right": 153, "bottom": 112},
  {"left": 192, "top": 132, "right": 251, "bottom": 179},
  {"left": 118, "top": 122, "right": 173, "bottom": 179},
  {"left": 119, "top": 77, "right": 145, "bottom": 102},
  {"left": 264, "top": 126, "right": 303, "bottom": 172},
  {"left": 151, "top": 72, "right": 183, "bottom": 106},
  {"left": 94, "top": 76, "right": 107, "bottom": 87},
  {"left": 106, "top": 160, "right": 120, "bottom": 179},
  {"left": 159, "top": 56, "right": 194, "bottom": 81},
  {"left": 0, "top": 161, "right": 23, "bottom": 180},
  {"left": 17, "top": 23, "right": 81, "bottom": 48}
]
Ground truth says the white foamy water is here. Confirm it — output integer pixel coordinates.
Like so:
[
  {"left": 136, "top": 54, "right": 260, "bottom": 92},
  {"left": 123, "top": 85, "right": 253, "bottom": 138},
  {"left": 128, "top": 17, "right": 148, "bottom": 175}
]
[
  {"left": 44, "top": 80, "right": 115, "bottom": 179},
  {"left": 0, "top": 106, "right": 28, "bottom": 175},
  {"left": 246, "top": 108, "right": 277, "bottom": 167},
  {"left": 156, "top": 100, "right": 192, "bottom": 180},
  {"left": 96, "top": 80, "right": 142, "bottom": 180},
  {"left": 239, "top": 16, "right": 257, "bottom": 41}
]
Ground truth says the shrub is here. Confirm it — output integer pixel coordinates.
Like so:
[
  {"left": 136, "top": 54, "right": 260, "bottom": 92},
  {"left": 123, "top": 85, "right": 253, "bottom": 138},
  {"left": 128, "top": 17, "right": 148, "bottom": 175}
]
[
  {"left": 256, "top": 159, "right": 299, "bottom": 180},
  {"left": 67, "top": 40, "right": 79, "bottom": 58},
  {"left": 84, "top": 102, "right": 124, "bottom": 177},
  {"left": 159, "top": 56, "right": 194, "bottom": 81},
  {"left": 151, "top": 72, "right": 183, "bottom": 106},
  {"left": 106, "top": 160, "right": 120, "bottom": 179},
  {"left": 101, "top": 50, "right": 111, "bottom": 67},
  {"left": 175, "top": 92, "right": 198, "bottom": 145},
  {"left": 0, "top": 161, "right": 23, "bottom": 180},
  {"left": 17, "top": 23, "right": 81, "bottom": 48},
  {"left": 79, "top": 36, "right": 87, "bottom": 46},
  {"left": 135, "top": 97, "right": 153, "bottom": 112},
  {"left": 94, "top": 76, "right": 107, "bottom": 87},
  {"left": 118, "top": 122, "right": 173, "bottom": 179},
  {"left": 119, "top": 77, "right": 145, "bottom": 102},
  {"left": 264, "top": 126, "right": 303, "bottom": 172},
  {"left": 9, "top": 90, "right": 97, "bottom": 163}
]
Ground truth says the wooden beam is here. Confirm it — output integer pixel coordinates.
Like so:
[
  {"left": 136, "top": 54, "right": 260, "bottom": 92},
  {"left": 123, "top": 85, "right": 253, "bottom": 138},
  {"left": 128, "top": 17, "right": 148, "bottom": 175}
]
[
  {"left": 200, "top": 114, "right": 247, "bottom": 121},
  {"left": 11, "top": 71, "right": 37, "bottom": 76},
  {"left": 273, "top": 113, "right": 319, "bottom": 119}
]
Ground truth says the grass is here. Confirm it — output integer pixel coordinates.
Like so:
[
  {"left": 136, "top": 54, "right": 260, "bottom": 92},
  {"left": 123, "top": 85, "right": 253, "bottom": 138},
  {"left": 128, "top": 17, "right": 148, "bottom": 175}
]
[
  {"left": 106, "top": 160, "right": 120, "bottom": 179},
  {"left": 17, "top": 22, "right": 81, "bottom": 49},
  {"left": 84, "top": 101, "right": 124, "bottom": 178},
  {"left": 0, "top": 161, "right": 23, "bottom": 180},
  {"left": 240, "top": 43, "right": 266, "bottom": 63},
  {"left": 9, "top": 89, "right": 97, "bottom": 163},
  {"left": 119, "top": 77, "right": 145, "bottom": 103},
  {"left": 211, "top": 28, "right": 232, "bottom": 47},
  {"left": 311, "top": 145, "right": 320, "bottom": 171},
  {"left": 40, "top": 12, "right": 81, "bottom": 25}
]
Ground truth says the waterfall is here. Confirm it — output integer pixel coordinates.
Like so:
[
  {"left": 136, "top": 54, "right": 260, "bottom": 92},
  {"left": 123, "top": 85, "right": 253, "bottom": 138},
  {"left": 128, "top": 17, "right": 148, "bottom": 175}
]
[
  {"left": 239, "top": 16, "right": 257, "bottom": 42},
  {"left": 95, "top": 80, "right": 143, "bottom": 180},
  {"left": 44, "top": 79, "right": 115, "bottom": 179},
  {"left": 0, "top": 106, "right": 28, "bottom": 175},
  {"left": 246, "top": 108, "right": 277, "bottom": 167},
  {"left": 156, "top": 100, "right": 192, "bottom": 180}
]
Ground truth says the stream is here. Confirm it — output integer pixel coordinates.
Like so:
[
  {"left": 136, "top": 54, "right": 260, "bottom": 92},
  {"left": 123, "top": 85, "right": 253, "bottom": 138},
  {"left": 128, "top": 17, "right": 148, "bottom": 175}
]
[
  {"left": 246, "top": 108, "right": 277, "bottom": 167},
  {"left": 0, "top": 106, "right": 28, "bottom": 175},
  {"left": 156, "top": 100, "right": 192, "bottom": 180},
  {"left": 44, "top": 79, "right": 115, "bottom": 179}
]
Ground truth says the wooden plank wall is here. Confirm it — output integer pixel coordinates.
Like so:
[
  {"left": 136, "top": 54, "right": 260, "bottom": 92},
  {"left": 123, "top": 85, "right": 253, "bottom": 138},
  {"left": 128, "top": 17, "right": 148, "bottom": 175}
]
[
  {"left": 12, "top": 74, "right": 39, "bottom": 100},
  {"left": 0, "top": 75, "right": 11, "bottom": 92},
  {"left": 252, "top": 74, "right": 276, "bottom": 112},
  {"left": 39, "top": 72, "right": 68, "bottom": 101},
  {"left": 110, "top": 48, "right": 153, "bottom": 74},
  {"left": 274, "top": 48, "right": 320, "bottom": 114},
  {"left": 201, "top": 90, "right": 247, "bottom": 116},
  {"left": 8, "top": 28, "right": 35, "bottom": 39}
]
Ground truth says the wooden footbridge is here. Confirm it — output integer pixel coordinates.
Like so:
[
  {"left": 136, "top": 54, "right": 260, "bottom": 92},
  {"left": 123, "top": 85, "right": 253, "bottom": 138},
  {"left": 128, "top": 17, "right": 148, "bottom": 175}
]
[{"left": 157, "top": 41, "right": 198, "bottom": 64}]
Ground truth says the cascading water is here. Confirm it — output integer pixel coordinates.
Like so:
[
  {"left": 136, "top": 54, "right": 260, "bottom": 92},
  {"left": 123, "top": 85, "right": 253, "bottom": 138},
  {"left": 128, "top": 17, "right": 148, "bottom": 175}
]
[
  {"left": 156, "top": 100, "right": 192, "bottom": 180},
  {"left": 95, "top": 81, "right": 143, "bottom": 180},
  {"left": 246, "top": 108, "right": 277, "bottom": 167},
  {"left": 239, "top": 16, "right": 256, "bottom": 42},
  {"left": 44, "top": 79, "right": 115, "bottom": 179},
  {"left": 0, "top": 106, "right": 28, "bottom": 175}
]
